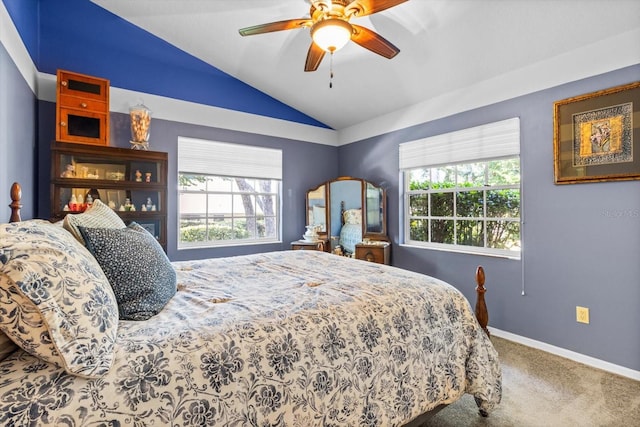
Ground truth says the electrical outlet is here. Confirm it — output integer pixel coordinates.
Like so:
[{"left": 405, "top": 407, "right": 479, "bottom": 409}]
[{"left": 576, "top": 306, "right": 590, "bottom": 324}]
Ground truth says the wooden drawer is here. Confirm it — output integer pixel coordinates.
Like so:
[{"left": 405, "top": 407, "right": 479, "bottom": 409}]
[
  {"left": 57, "top": 70, "right": 109, "bottom": 102},
  {"left": 355, "top": 242, "right": 390, "bottom": 265},
  {"left": 58, "top": 94, "right": 107, "bottom": 113}
]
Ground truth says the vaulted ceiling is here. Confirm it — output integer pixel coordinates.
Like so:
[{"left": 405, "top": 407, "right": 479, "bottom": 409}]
[{"left": 90, "top": 1, "right": 640, "bottom": 131}]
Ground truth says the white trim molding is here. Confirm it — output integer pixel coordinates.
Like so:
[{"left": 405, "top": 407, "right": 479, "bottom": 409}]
[
  {"left": 0, "top": 2, "right": 38, "bottom": 94},
  {"left": 36, "top": 73, "right": 338, "bottom": 147},
  {"left": 490, "top": 327, "right": 640, "bottom": 382}
]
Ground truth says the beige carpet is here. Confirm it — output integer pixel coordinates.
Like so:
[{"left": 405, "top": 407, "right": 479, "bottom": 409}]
[{"left": 423, "top": 337, "right": 640, "bottom": 426}]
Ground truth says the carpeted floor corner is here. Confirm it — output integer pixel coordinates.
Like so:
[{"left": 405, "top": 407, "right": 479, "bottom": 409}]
[{"left": 422, "top": 337, "right": 640, "bottom": 426}]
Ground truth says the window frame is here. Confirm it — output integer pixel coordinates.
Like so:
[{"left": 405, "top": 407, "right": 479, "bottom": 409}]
[
  {"left": 403, "top": 156, "right": 521, "bottom": 258},
  {"left": 399, "top": 118, "right": 521, "bottom": 259},
  {"left": 177, "top": 137, "right": 283, "bottom": 250},
  {"left": 178, "top": 174, "right": 282, "bottom": 249}
]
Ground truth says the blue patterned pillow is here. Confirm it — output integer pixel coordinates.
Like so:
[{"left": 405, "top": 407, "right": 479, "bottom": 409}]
[
  {"left": 0, "top": 220, "right": 119, "bottom": 378},
  {"left": 79, "top": 223, "right": 177, "bottom": 321}
]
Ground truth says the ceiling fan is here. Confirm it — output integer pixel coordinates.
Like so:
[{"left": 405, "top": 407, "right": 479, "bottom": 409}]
[{"left": 238, "top": 0, "right": 408, "bottom": 72}]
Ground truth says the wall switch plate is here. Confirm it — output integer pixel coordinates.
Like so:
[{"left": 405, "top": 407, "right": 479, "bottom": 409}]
[{"left": 576, "top": 306, "right": 590, "bottom": 324}]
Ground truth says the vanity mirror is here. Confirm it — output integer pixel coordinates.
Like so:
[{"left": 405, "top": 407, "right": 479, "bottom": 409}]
[
  {"left": 306, "top": 183, "right": 327, "bottom": 233},
  {"left": 305, "top": 177, "right": 388, "bottom": 258}
]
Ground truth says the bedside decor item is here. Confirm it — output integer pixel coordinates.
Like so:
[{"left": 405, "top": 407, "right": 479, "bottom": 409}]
[
  {"left": 303, "top": 224, "right": 319, "bottom": 241},
  {"left": 129, "top": 101, "right": 152, "bottom": 150},
  {"left": 553, "top": 81, "right": 640, "bottom": 184},
  {"left": 55, "top": 70, "right": 110, "bottom": 146}
]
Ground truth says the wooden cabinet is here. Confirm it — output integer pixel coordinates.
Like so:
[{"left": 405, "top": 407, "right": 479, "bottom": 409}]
[
  {"left": 355, "top": 242, "right": 390, "bottom": 265},
  {"left": 51, "top": 141, "right": 168, "bottom": 250},
  {"left": 291, "top": 239, "right": 328, "bottom": 251},
  {"left": 56, "top": 70, "right": 110, "bottom": 146}
]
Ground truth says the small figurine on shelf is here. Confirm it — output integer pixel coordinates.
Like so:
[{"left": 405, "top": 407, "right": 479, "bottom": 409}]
[
  {"left": 63, "top": 204, "right": 70, "bottom": 211},
  {"left": 146, "top": 197, "right": 153, "bottom": 211},
  {"left": 124, "top": 198, "right": 132, "bottom": 211},
  {"left": 145, "top": 172, "right": 152, "bottom": 182},
  {"left": 135, "top": 170, "right": 142, "bottom": 182},
  {"left": 141, "top": 204, "right": 147, "bottom": 212},
  {"left": 86, "top": 194, "right": 93, "bottom": 207},
  {"left": 61, "top": 164, "right": 75, "bottom": 178},
  {"left": 69, "top": 195, "right": 78, "bottom": 212},
  {"left": 151, "top": 204, "right": 157, "bottom": 211}
]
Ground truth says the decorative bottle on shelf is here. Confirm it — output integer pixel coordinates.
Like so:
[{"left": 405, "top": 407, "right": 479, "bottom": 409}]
[{"left": 129, "top": 101, "right": 152, "bottom": 150}]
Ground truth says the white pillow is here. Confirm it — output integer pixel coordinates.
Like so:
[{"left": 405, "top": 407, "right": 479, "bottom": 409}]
[{"left": 63, "top": 199, "right": 126, "bottom": 245}]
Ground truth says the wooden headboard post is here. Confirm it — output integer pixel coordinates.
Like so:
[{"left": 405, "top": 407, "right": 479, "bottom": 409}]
[
  {"left": 9, "top": 182, "right": 22, "bottom": 223},
  {"left": 475, "top": 266, "right": 490, "bottom": 337}
]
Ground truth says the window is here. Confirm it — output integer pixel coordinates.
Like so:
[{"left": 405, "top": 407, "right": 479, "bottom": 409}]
[
  {"left": 178, "top": 138, "right": 282, "bottom": 248},
  {"left": 400, "top": 118, "right": 521, "bottom": 257}
]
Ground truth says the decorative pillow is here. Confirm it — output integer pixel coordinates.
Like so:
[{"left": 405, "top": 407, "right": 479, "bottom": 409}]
[
  {"left": 0, "top": 220, "right": 119, "bottom": 377},
  {"left": 80, "top": 222, "right": 177, "bottom": 321},
  {"left": 63, "top": 199, "right": 126, "bottom": 245},
  {"left": 343, "top": 208, "right": 362, "bottom": 225},
  {"left": 0, "top": 330, "right": 17, "bottom": 362}
]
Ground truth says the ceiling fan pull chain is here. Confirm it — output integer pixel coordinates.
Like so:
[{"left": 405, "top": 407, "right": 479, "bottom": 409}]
[{"left": 329, "top": 51, "right": 334, "bottom": 89}]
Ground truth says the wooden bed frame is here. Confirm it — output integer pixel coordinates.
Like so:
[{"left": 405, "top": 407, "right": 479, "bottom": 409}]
[{"left": 5, "top": 181, "right": 492, "bottom": 421}]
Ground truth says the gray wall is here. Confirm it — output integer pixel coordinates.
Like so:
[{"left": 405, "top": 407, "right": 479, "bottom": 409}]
[
  {"left": 0, "top": 43, "right": 36, "bottom": 220},
  {"left": 338, "top": 64, "right": 640, "bottom": 372}
]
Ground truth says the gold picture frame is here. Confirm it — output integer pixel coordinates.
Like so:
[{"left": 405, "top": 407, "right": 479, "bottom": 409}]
[{"left": 553, "top": 81, "right": 640, "bottom": 184}]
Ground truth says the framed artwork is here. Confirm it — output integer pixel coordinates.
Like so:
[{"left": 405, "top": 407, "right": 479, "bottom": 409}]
[{"left": 553, "top": 81, "right": 640, "bottom": 184}]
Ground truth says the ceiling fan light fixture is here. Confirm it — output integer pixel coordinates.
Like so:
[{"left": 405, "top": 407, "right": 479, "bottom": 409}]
[{"left": 311, "top": 18, "right": 352, "bottom": 52}]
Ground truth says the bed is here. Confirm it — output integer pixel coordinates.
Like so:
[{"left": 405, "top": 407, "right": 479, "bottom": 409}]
[{"left": 0, "top": 182, "right": 501, "bottom": 426}]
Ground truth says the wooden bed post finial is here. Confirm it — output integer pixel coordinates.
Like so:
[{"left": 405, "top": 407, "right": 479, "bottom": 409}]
[
  {"left": 9, "top": 182, "right": 22, "bottom": 223},
  {"left": 475, "top": 265, "right": 490, "bottom": 337}
]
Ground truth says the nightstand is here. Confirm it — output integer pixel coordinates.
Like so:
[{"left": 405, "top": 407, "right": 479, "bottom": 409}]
[
  {"left": 355, "top": 242, "right": 390, "bottom": 265},
  {"left": 291, "top": 239, "right": 327, "bottom": 252}
]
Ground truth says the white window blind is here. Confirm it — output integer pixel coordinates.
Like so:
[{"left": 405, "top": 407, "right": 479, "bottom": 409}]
[
  {"left": 178, "top": 137, "right": 282, "bottom": 180},
  {"left": 399, "top": 117, "right": 520, "bottom": 170}
]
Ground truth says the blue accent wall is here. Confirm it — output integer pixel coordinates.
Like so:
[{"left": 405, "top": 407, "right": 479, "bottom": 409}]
[
  {"left": 338, "top": 64, "right": 640, "bottom": 372},
  {"left": 3, "top": 0, "right": 329, "bottom": 129},
  {"left": 0, "top": 43, "right": 36, "bottom": 220}
]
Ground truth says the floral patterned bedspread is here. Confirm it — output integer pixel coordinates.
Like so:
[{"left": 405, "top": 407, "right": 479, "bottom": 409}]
[{"left": 0, "top": 250, "right": 501, "bottom": 426}]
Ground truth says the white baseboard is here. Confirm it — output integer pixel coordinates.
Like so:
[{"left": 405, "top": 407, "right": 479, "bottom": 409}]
[{"left": 489, "top": 327, "right": 640, "bottom": 381}]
